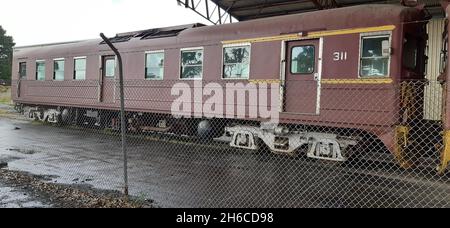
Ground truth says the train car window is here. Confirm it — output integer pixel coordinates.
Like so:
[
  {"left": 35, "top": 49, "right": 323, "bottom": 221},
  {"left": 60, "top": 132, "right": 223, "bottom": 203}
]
[
  {"left": 223, "top": 45, "right": 250, "bottom": 79},
  {"left": 145, "top": 52, "right": 164, "bottom": 80},
  {"left": 403, "top": 36, "right": 418, "bottom": 70},
  {"left": 53, "top": 59, "right": 65, "bottom": 81},
  {"left": 291, "top": 45, "right": 315, "bottom": 74},
  {"left": 360, "top": 35, "right": 390, "bottom": 77},
  {"left": 36, "top": 61, "right": 45, "bottom": 81},
  {"left": 74, "top": 58, "right": 86, "bottom": 80},
  {"left": 19, "top": 62, "right": 27, "bottom": 79},
  {"left": 105, "top": 59, "right": 115, "bottom": 78},
  {"left": 181, "top": 49, "right": 203, "bottom": 79}
]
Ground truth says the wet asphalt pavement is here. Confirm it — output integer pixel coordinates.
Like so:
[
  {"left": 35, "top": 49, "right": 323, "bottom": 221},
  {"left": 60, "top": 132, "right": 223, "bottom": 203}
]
[
  {"left": 0, "top": 182, "right": 51, "bottom": 208},
  {"left": 1, "top": 108, "right": 450, "bottom": 207}
]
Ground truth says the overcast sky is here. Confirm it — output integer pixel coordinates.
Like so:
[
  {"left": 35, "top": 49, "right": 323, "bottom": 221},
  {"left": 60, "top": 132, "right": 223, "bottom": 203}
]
[{"left": 0, "top": 0, "right": 210, "bottom": 46}]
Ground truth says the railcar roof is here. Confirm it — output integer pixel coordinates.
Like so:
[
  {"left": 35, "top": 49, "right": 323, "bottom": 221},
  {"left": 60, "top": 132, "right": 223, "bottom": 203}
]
[
  {"left": 13, "top": 4, "right": 422, "bottom": 58},
  {"left": 179, "top": 4, "right": 421, "bottom": 40}
]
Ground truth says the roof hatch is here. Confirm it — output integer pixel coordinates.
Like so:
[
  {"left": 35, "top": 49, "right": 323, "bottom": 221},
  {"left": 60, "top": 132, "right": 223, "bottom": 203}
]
[{"left": 100, "top": 23, "right": 205, "bottom": 44}]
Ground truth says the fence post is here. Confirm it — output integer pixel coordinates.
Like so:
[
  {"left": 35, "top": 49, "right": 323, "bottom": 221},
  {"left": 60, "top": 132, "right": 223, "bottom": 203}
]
[{"left": 100, "top": 33, "right": 129, "bottom": 196}]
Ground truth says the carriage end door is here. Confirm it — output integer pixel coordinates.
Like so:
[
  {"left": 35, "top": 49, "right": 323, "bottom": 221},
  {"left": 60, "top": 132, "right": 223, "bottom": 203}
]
[
  {"left": 100, "top": 56, "right": 116, "bottom": 103},
  {"left": 284, "top": 39, "right": 322, "bottom": 115}
]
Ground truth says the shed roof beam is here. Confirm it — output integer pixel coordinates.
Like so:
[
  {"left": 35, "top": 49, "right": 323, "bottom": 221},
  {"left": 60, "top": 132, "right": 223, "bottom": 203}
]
[
  {"left": 228, "top": 0, "right": 312, "bottom": 13},
  {"left": 240, "top": 7, "right": 318, "bottom": 20},
  {"left": 310, "top": 0, "right": 340, "bottom": 10},
  {"left": 177, "top": 0, "right": 235, "bottom": 25}
]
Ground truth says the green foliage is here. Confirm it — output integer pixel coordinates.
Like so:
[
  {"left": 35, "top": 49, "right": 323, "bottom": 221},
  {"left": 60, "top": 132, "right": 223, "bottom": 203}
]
[
  {"left": 181, "top": 50, "right": 203, "bottom": 79},
  {"left": 0, "top": 26, "right": 15, "bottom": 81},
  {"left": 0, "top": 85, "right": 11, "bottom": 105},
  {"left": 223, "top": 46, "right": 250, "bottom": 78}
]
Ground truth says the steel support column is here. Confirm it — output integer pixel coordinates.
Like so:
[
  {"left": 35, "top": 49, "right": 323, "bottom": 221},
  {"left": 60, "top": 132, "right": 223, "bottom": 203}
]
[{"left": 177, "top": 0, "right": 235, "bottom": 25}]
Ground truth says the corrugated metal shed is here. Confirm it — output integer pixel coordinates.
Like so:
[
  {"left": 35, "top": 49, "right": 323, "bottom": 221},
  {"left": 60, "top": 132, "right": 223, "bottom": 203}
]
[
  {"left": 218, "top": 0, "right": 443, "bottom": 20},
  {"left": 425, "top": 18, "right": 445, "bottom": 120},
  {"left": 179, "top": 0, "right": 444, "bottom": 23}
]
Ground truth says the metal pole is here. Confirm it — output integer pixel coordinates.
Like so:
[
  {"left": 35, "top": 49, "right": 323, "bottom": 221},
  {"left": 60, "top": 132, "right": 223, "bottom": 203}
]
[{"left": 100, "top": 33, "right": 129, "bottom": 196}]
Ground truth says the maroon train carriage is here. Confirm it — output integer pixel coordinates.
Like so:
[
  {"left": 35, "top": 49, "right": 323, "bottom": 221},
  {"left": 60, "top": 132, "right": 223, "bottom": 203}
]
[{"left": 11, "top": 4, "right": 450, "bottom": 172}]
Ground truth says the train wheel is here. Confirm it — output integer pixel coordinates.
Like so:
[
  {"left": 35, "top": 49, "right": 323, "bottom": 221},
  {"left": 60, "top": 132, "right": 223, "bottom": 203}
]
[
  {"left": 197, "top": 119, "right": 223, "bottom": 140},
  {"left": 59, "top": 108, "right": 73, "bottom": 126}
]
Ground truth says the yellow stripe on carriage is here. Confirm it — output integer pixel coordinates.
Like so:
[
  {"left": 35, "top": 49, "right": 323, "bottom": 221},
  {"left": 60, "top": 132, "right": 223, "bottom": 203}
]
[
  {"left": 247, "top": 78, "right": 393, "bottom": 84},
  {"left": 321, "top": 78, "right": 393, "bottom": 84},
  {"left": 248, "top": 79, "right": 281, "bottom": 84},
  {"left": 222, "top": 25, "right": 396, "bottom": 44},
  {"left": 248, "top": 78, "right": 394, "bottom": 85}
]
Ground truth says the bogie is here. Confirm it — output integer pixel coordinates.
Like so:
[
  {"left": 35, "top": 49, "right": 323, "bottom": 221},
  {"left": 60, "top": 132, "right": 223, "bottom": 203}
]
[{"left": 17, "top": 104, "right": 366, "bottom": 163}]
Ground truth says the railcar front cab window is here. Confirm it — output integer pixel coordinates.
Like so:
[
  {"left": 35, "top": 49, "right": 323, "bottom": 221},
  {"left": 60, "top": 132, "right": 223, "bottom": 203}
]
[
  {"left": 53, "top": 59, "right": 65, "bottom": 81},
  {"left": 36, "top": 61, "right": 46, "bottom": 81},
  {"left": 74, "top": 57, "right": 87, "bottom": 80},
  {"left": 145, "top": 51, "right": 164, "bottom": 80},
  {"left": 291, "top": 45, "right": 315, "bottom": 74},
  {"left": 223, "top": 44, "right": 251, "bottom": 79},
  {"left": 359, "top": 33, "right": 392, "bottom": 78},
  {"left": 19, "top": 62, "right": 27, "bottom": 79},
  {"left": 180, "top": 47, "right": 203, "bottom": 79}
]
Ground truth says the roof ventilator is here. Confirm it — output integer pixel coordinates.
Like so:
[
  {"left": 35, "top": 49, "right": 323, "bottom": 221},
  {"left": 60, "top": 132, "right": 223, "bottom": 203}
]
[{"left": 99, "top": 23, "right": 205, "bottom": 44}]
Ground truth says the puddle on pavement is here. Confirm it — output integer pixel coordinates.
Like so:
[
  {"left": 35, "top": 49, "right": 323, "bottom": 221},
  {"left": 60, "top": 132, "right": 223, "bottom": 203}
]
[
  {"left": 0, "top": 185, "right": 51, "bottom": 208},
  {"left": 71, "top": 178, "right": 94, "bottom": 183},
  {"left": 0, "top": 157, "right": 21, "bottom": 165},
  {"left": 7, "top": 148, "right": 38, "bottom": 155}
]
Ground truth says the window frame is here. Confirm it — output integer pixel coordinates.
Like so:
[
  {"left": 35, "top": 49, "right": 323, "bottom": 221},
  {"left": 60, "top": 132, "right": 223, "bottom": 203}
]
[
  {"left": 179, "top": 47, "right": 204, "bottom": 80},
  {"left": 19, "top": 62, "right": 27, "bottom": 79},
  {"left": 35, "top": 60, "right": 46, "bottom": 81},
  {"left": 358, "top": 32, "right": 392, "bottom": 78},
  {"left": 221, "top": 43, "right": 251, "bottom": 80},
  {"left": 53, "top": 58, "right": 65, "bottom": 81},
  {"left": 145, "top": 50, "right": 165, "bottom": 80},
  {"left": 104, "top": 57, "right": 116, "bottom": 78},
  {"left": 73, "top": 56, "right": 87, "bottom": 81},
  {"left": 289, "top": 45, "right": 316, "bottom": 75}
]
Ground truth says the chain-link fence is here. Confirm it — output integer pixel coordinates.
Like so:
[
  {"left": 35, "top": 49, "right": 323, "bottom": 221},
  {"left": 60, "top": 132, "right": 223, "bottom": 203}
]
[{"left": 5, "top": 78, "right": 450, "bottom": 208}]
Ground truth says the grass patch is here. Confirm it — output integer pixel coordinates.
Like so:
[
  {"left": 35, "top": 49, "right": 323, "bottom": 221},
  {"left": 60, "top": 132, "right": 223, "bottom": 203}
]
[
  {"left": 0, "top": 85, "right": 8, "bottom": 93},
  {"left": 0, "top": 86, "right": 11, "bottom": 105}
]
